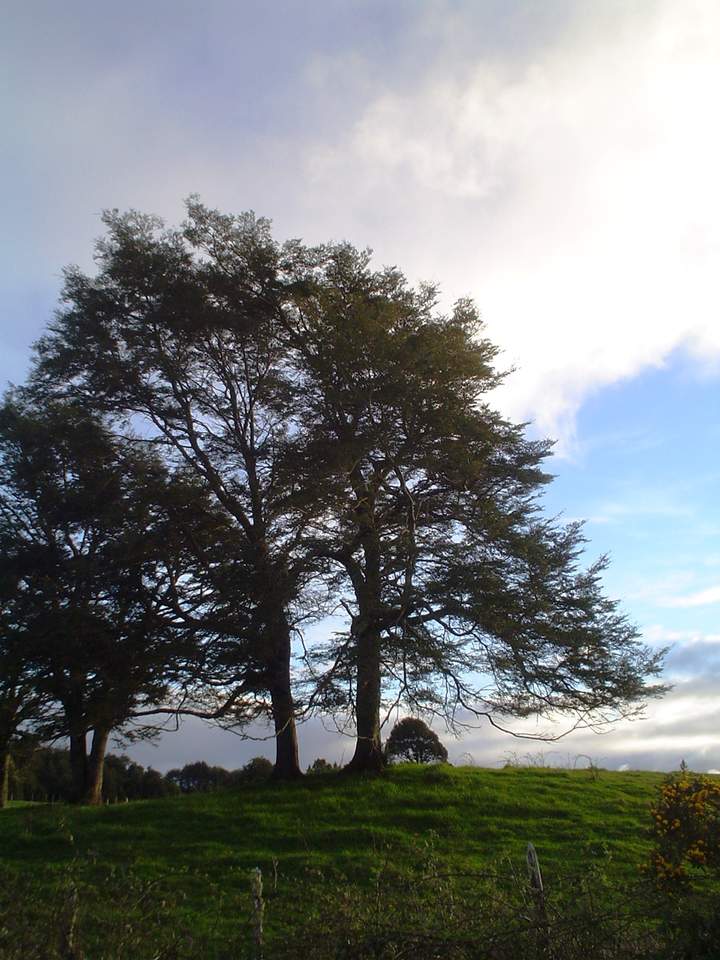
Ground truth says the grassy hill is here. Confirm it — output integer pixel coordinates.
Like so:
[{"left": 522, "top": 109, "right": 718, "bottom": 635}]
[{"left": 0, "top": 765, "right": 671, "bottom": 958}]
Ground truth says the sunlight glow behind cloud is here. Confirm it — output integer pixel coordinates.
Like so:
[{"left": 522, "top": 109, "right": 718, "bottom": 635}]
[{"left": 302, "top": 0, "right": 720, "bottom": 447}]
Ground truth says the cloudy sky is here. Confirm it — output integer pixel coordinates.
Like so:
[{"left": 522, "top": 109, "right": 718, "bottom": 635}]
[{"left": 3, "top": 0, "right": 719, "bottom": 773}]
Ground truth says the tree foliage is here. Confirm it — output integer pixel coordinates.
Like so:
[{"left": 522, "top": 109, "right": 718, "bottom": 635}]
[
  {"left": 31, "top": 204, "right": 322, "bottom": 778},
  {"left": 282, "top": 241, "right": 667, "bottom": 768},
  {"left": 165, "top": 756, "right": 273, "bottom": 792},
  {"left": 7, "top": 747, "right": 178, "bottom": 802},
  {"left": 0, "top": 394, "right": 217, "bottom": 801}
]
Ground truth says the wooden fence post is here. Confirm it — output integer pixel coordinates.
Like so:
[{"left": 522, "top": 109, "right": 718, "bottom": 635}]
[
  {"left": 59, "top": 882, "right": 83, "bottom": 960},
  {"left": 250, "top": 867, "right": 264, "bottom": 960},
  {"left": 526, "top": 842, "right": 550, "bottom": 958}
]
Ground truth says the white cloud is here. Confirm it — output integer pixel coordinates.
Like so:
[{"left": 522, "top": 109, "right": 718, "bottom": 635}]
[
  {"left": 662, "top": 585, "right": 720, "bottom": 608},
  {"left": 588, "top": 498, "right": 694, "bottom": 526},
  {"left": 625, "top": 571, "right": 699, "bottom": 606},
  {"left": 644, "top": 625, "right": 720, "bottom": 645},
  {"left": 301, "top": 0, "right": 720, "bottom": 447}
]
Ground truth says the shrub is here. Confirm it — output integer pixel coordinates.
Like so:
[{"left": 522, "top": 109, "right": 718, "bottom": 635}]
[
  {"left": 647, "top": 766, "right": 720, "bottom": 887},
  {"left": 237, "top": 756, "right": 274, "bottom": 783},
  {"left": 306, "top": 758, "right": 339, "bottom": 775}
]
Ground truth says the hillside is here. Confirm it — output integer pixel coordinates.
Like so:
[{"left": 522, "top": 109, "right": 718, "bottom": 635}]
[{"left": 0, "top": 765, "right": 669, "bottom": 958}]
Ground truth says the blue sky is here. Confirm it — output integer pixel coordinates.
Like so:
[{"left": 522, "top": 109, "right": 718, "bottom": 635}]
[{"left": 3, "top": 0, "right": 719, "bottom": 772}]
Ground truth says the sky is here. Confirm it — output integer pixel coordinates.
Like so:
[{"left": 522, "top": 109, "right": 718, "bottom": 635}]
[{"left": 2, "top": 0, "right": 719, "bottom": 773}]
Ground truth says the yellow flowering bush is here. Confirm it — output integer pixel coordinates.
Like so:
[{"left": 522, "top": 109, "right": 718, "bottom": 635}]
[{"left": 648, "top": 768, "right": 720, "bottom": 887}]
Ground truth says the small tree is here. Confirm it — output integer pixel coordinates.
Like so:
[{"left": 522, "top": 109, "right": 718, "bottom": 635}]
[{"left": 385, "top": 717, "right": 448, "bottom": 764}]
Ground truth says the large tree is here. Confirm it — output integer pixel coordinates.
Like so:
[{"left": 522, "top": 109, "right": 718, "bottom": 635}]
[
  {"left": 284, "top": 243, "right": 667, "bottom": 770},
  {"left": 31, "top": 204, "right": 324, "bottom": 778}
]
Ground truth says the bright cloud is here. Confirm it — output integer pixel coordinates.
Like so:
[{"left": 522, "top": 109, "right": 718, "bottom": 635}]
[
  {"left": 302, "top": 0, "right": 720, "bottom": 446},
  {"left": 662, "top": 585, "right": 720, "bottom": 608}
]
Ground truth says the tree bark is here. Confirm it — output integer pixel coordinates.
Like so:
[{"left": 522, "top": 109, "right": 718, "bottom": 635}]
[
  {"left": 69, "top": 731, "right": 88, "bottom": 803},
  {"left": 254, "top": 543, "right": 302, "bottom": 781},
  {"left": 346, "top": 623, "right": 385, "bottom": 772},
  {"left": 346, "top": 486, "right": 385, "bottom": 773},
  {"left": 267, "top": 621, "right": 302, "bottom": 780},
  {"left": 84, "top": 726, "right": 110, "bottom": 805},
  {"left": 0, "top": 749, "right": 11, "bottom": 808}
]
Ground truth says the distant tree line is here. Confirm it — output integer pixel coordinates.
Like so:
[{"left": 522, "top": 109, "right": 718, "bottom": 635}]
[
  {"left": 0, "top": 200, "right": 667, "bottom": 805},
  {"left": 6, "top": 748, "right": 282, "bottom": 803},
  {"left": 7, "top": 719, "right": 448, "bottom": 803}
]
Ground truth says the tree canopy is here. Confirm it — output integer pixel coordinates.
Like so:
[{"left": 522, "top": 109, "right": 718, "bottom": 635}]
[
  {"left": 0, "top": 198, "right": 668, "bottom": 791},
  {"left": 0, "top": 394, "right": 223, "bottom": 801},
  {"left": 281, "top": 240, "right": 666, "bottom": 768}
]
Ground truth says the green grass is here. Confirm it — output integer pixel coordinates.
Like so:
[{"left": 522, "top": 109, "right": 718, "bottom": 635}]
[{"left": 0, "top": 765, "right": 668, "bottom": 957}]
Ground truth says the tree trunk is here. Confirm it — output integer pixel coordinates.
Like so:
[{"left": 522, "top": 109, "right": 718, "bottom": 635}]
[
  {"left": 254, "top": 544, "right": 302, "bottom": 781},
  {"left": 0, "top": 749, "right": 11, "bottom": 808},
  {"left": 64, "top": 681, "right": 89, "bottom": 803},
  {"left": 267, "top": 620, "right": 302, "bottom": 780},
  {"left": 270, "top": 687, "right": 301, "bottom": 779},
  {"left": 69, "top": 731, "right": 87, "bottom": 803},
  {"left": 346, "top": 481, "right": 385, "bottom": 774},
  {"left": 346, "top": 623, "right": 384, "bottom": 772},
  {"left": 84, "top": 727, "right": 110, "bottom": 805}
]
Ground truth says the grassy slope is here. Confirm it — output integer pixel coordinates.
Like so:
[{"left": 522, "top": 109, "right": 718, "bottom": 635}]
[{"left": 0, "top": 765, "right": 666, "bottom": 953}]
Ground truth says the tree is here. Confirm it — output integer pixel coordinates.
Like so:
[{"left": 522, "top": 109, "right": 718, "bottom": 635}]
[
  {"left": 8, "top": 748, "right": 179, "bottom": 802},
  {"left": 0, "top": 394, "right": 213, "bottom": 803},
  {"left": 8, "top": 746, "right": 72, "bottom": 802},
  {"left": 0, "top": 630, "right": 50, "bottom": 807},
  {"left": 283, "top": 241, "right": 667, "bottom": 770},
  {"left": 306, "top": 757, "right": 340, "bottom": 775},
  {"left": 31, "top": 203, "right": 326, "bottom": 779},
  {"left": 166, "top": 760, "right": 232, "bottom": 793},
  {"left": 236, "top": 756, "right": 274, "bottom": 783},
  {"left": 385, "top": 717, "right": 448, "bottom": 764}
]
